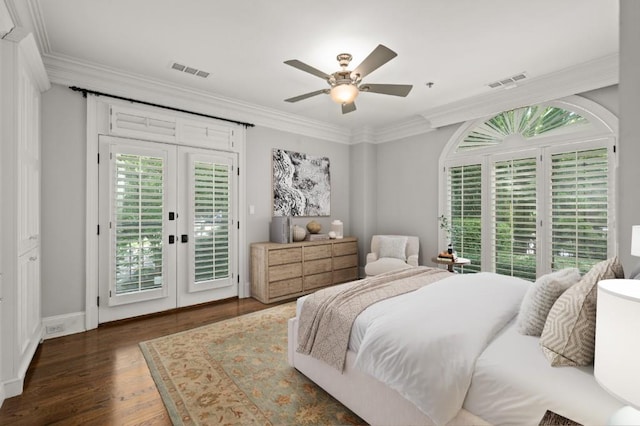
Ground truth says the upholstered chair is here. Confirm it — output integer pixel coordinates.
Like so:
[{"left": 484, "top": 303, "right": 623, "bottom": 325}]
[{"left": 364, "top": 235, "right": 420, "bottom": 277}]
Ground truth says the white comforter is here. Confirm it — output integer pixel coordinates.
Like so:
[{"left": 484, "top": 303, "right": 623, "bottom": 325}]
[{"left": 353, "top": 272, "right": 529, "bottom": 426}]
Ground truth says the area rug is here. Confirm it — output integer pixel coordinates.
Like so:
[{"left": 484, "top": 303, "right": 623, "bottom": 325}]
[{"left": 139, "top": 303, "right": 364, "bottom": 425}]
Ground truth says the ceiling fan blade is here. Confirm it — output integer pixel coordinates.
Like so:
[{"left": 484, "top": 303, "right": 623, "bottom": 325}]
[
  {"left": 284, "top": 89, "right": 329, "bottom": 103},
  {"left": 360, "top": 83, "right": 413, "bottom": 97},
  {"left": 284, "top": 59, "right": 331, "bottom": 80},
  {"left": 352, "top": 44, "right": 397, "bottom": 79},
  {"left": 342, "top": 102, "right": 356, "bottom": 114}
]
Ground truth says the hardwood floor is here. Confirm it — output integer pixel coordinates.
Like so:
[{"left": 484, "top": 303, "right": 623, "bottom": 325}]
[{"left": 0, "top": 297, "right": 274, "bottom": 425}]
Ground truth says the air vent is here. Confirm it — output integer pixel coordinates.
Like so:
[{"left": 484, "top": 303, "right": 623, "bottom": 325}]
[
  {"left": 488, "top": 72, "right": 527, "bottom": 89},
  {"left": 170, "top": 61, "right": 210, "bottom": 79}
]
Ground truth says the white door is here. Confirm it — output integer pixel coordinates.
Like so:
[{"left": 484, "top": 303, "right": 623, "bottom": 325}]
[
  {"left": 176, "top": 146, "right": 238, "bottom": 307},
  {"left": 98, "top": 136, "right": 237, "bottom": 323}
]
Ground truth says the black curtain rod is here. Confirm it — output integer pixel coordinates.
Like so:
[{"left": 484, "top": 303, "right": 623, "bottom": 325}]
[{"left": 69, "top": 86, "right": 255, "bottom": 128}]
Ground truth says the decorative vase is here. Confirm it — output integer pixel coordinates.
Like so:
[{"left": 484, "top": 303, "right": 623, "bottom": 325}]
[
  {"left": 331, "top": 220, "right": 344, "bottom": 239},
  {"left": 306, "top": 220, "right": 321, "bottom": 234},
  {"left": 292, "top": 225, "right": 306, "bottom": 242}
]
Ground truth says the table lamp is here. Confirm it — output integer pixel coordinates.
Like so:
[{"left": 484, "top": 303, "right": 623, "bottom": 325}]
[{"left": 595, "top": 278, "right": 640, "bottom": 425}]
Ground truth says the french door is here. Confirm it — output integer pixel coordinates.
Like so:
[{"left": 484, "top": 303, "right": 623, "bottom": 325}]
[{"left": 98, "top": 135, "right": 238, "bottom": 323}]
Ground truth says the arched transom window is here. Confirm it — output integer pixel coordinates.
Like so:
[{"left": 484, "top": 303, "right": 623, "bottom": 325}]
[{"left": 439, "top": 96, "right": 617, "bottom": 280}]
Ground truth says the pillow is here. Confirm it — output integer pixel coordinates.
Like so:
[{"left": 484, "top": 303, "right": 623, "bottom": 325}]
[
  {"left": 516, "top": 268, "right": 581, "bottom": 336},
  {"left": 377, "top": 236, "right": 408, "bottom": 261},
  {"left": 539, "top": 257, "right": 624, "bottom": 366}
]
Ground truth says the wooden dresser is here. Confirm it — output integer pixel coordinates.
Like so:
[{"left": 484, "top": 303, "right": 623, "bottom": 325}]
[{"left": 250, "top": 237, "right": 359, "bottom": 303}]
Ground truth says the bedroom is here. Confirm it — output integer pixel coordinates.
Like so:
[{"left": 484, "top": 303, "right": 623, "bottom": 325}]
[{"left": 1, "top": 0, "right": 639, "bottom": 423}]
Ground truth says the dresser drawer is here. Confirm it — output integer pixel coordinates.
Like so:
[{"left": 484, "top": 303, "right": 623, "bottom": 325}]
[
  {"left": 270, "top": 278, "right": 303, "bottom": 298},
  {"left": 333, "top": 267, "right": 358, "bottom": 284},
  {"left": 304, "top": 258, "right": 332, "bottom": 275},
  {"left": 333, "top": 241, "right": 358, "bottom": 257},
  {"left": 304, "top": 244, "right": 332, "bottom": 260},
  {"left": 268, "top": 247, "right": 302, "bottom": 266},
  {"left": 333, "top": 254, "right": 358, "bottom": 270},
  {"left": 304, "top": 272, "right": 332, "bottom": 290},
  {"left": 269, "top": 263, "right": 302, "bottom": 282}
]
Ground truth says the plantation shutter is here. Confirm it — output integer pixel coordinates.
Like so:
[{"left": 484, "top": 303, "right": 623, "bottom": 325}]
[
  {"left": 113, "top": 153, "right": 165, "bottom": 296},
  {"left": 448, "top": 163, "right": 482, "bottom": 273},
  {"left": 549, "top": 147, "right": 609, "bottom": 273},
  {"left": 492, "top": 157, "right": 537, "bottom": 280},
  {"left": 191, "top": 159, "right": 231, "bottom": 288}
]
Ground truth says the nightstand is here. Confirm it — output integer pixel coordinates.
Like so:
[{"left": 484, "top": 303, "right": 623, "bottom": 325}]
[
  {"left": 538, "top": 410, "right": 582, "bottom": 426},
  {"left": 431, "top": 256, "right": 470, "bottom": 272}
]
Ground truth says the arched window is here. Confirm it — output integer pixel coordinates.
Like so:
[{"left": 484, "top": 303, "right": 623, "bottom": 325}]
[{"left": 439, "top": 96, "right": 617, "bottom": 279}]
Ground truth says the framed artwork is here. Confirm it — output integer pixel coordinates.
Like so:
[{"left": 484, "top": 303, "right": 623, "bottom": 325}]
[{"left": 272, "top": 149, "right": 330, "bottom": 216}]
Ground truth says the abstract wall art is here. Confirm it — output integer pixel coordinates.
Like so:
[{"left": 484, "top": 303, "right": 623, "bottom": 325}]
[{"left": 272, "top": 149, "right": 330, "bottom": 217}]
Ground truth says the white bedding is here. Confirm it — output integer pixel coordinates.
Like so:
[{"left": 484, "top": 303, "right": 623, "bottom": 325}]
[
  {"left": 464, "top": 319, "right": 623, "bottom": 426},
  {"left": 353, "top": 272, "right": 528, "bottom": 425}
]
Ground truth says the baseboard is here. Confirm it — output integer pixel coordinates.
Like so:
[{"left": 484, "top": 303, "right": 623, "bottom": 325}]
[{"left": 42, "top": 311, "right": 86, "bottom": 339}]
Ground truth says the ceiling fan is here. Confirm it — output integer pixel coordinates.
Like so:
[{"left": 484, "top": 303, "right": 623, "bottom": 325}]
[{"left": 284, "top": 44, "right": 413, "bottom": 114}]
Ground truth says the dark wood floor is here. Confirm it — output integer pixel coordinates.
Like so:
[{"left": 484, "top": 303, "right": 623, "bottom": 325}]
[{"left": 0, "top": 297, "right": 274, "bottom": 425}]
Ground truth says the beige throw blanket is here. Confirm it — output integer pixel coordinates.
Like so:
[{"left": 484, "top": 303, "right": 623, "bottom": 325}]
[{"left": 297, "top": 266, "right": 452, "bottom": 371}]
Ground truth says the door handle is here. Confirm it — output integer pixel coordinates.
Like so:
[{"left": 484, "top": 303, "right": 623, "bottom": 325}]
[
  {"left": 181, "top": 234, "right": 188, "bottom": 243},
  {"left": 169, "top": 235, "right": 175, "bottom": 244}
]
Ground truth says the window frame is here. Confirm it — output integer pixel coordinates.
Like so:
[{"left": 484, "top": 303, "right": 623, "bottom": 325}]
[{"left": 438, "top": 95, "right": 618, "bottom": 278}]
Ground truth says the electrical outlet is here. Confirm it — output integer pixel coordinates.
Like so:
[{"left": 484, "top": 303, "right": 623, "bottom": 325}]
[{"left": 46, "top": 324, "right": 64, "bottom": 334}]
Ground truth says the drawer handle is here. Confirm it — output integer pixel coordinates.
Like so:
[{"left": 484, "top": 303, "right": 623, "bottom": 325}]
[
  {"left": 29, "top": 235, "right": 38, "bottom": 240},
  {"left": 29, "top": 256, "right": 38, "bottom": 261}
]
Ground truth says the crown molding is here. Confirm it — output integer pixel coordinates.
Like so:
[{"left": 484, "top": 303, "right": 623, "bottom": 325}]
[
  {"left": 43, "top": 53, "right": 352, "bottom": 144},
  {"left": 0, "top": 0, "right": 15, "bottom": 36},
  {"left": 420, "top": 53, "right": 619, "bottom": 129}
]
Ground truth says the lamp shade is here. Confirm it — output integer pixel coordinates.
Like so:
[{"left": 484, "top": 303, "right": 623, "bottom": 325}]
[
  {"left": 330, "top": 84, "right": 358, "bottom": 104},
  {"left": 632, "top": 225, "right": 640, "bottom": 257},
  {"left": 595, "top": 279, "right": 640, "bottom": 409}
]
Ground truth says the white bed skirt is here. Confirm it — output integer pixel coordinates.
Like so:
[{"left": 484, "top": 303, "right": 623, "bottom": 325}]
[{"left": 287, "top": 317, "right": 489, "bottom": 426}]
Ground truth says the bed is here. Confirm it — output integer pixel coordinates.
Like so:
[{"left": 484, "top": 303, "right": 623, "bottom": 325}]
[{"left": 287, "top": 266, "right": 623, "bottom": 425}]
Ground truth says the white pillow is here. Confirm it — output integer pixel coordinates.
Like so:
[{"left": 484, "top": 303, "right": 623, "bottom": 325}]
[
  {"left": 516, "top": 268, "right": 581, "bottom": 336},
  {"left": 377, "top": 236, "right": 408, "bottom": 261}
]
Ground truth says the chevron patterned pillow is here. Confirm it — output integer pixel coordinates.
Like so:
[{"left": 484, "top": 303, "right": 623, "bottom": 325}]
[
  {"left": 516, "top": 268, "right": 582, "bottom": 336},
  {"left": 539, "top": 257, "right": 624, "bottom": 366}
]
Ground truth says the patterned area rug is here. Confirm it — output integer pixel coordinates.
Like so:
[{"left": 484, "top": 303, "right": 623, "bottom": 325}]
[{"left": 140, "top": 303, "right": 364, "bottom": 425}]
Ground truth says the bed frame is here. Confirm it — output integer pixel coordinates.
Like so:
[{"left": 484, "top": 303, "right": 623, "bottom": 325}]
[{"left": 287, "top": 317, "right": 489, "bottom": 426}]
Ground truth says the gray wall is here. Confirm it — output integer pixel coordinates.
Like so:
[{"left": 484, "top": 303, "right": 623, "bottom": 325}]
[
  {"left": 41, "top": 84, "right": 86, "bottom": 317},
  {"left": 244, "top": 125, "right": 352, "bottom": 245},
  {"left": 371, "top": 85, "right": 620, "bottom": 271},
  {"left": 39, "top": 80, "right": 625, "bottom": 320},
  {"left": 618, "top": 0, "right": 640, "bottom": 273},
  {"left": 40, "top": 86, "right": 354, "bottom": 317}
]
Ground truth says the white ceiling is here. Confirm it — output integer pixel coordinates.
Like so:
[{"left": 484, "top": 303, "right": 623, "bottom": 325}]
[{"left": 9, "top": 0, "right": 619, "bottom": 136}]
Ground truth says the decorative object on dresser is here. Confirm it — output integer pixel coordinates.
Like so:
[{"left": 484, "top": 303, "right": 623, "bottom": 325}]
[
  {"left": 306, "top": 219, "right": 322, "bottom": 233},
  {"left": 331, "top": 219, "right": 344, "bottom": 239},
  {"left": 594, "top": 278, "right": 640, "bottom": 425},
  {"left": 292, "top": 224, "right": 306, "bottom": 242},
  {"left": 250, "top": 237, "right": 358, "bottom": 304},
  {"left": 269, "top": 215, "right": 291, "bottom": 243},
  {"left": 364, "top": 235, "right": 419, "bottom": 276},
  {"left": 272, "top": 149, "right": 330, "bottom": 217}
]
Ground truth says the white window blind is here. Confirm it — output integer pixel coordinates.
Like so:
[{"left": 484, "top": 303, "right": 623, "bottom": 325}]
[
  {"left": 113, "top": 153, "right": 164, "bottom": 295},
  {"left": 549, "top": 148, "right": 609, "bottom": 273},
  {"left": 448, "top": 164, "right": 482, "bottom": 273},
  {"left": 492, "top": 157, "right": 537, "bottom": 280},
  {"left": 193, "top": 161, "right": 231, "bottom": 283}
]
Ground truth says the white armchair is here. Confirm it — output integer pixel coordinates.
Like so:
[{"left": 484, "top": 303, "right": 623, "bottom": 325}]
[{"left": 364, "top": 235, "right": 420, "bottom": 277}]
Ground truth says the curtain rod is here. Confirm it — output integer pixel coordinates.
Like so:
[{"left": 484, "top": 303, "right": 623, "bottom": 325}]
[{"left": 69, "top": 86, "right": 255, "bottom": 128}]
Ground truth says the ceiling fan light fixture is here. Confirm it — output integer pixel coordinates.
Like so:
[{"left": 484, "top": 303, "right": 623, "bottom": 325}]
[{"left": 330, "top": 83, "right": 359, "bottom": 104}]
